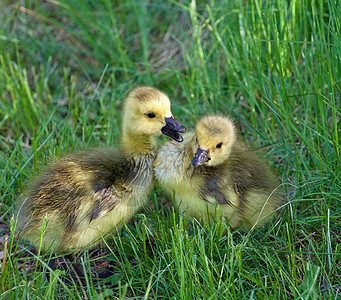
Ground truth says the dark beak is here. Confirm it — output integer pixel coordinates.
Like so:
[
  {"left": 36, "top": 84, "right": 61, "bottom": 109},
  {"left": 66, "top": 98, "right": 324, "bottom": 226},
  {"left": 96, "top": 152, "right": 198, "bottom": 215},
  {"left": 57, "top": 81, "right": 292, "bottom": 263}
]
[
  {"left": 192, "top": 148, "right": 209, "bottom": 167},
  {"left": 161, "top": 117, "right": 186, "bottom": 142}
]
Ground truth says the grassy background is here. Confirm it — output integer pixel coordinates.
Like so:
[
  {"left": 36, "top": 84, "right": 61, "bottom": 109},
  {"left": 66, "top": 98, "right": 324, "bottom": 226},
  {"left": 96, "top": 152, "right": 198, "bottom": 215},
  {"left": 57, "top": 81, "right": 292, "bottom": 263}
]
[{"left": 0, "top": 0, "right": 340, "bottom": 298}]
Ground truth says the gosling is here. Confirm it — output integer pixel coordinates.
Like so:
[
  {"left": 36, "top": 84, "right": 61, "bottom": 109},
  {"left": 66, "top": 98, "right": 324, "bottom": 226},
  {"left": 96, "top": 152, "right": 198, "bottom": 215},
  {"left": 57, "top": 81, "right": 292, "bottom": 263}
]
[
  {"left": 16, "top": 86, "right": 186, "bottom": 253},
  {"left": 154, "top": 115, "right": 281, "bottom": 230}
]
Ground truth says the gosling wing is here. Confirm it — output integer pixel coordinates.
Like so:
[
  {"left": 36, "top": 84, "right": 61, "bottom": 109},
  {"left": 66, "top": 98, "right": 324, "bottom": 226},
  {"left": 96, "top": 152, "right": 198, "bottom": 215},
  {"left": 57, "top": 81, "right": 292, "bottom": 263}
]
[
  {"left": 199, "top": 174, "right": 229, "bottom": 205},
  {"left": 78, "top": 149, "right": 133, "bottom": 222},
  {"left": 90, "top": 185, "right": 122, "bottom": 221}
]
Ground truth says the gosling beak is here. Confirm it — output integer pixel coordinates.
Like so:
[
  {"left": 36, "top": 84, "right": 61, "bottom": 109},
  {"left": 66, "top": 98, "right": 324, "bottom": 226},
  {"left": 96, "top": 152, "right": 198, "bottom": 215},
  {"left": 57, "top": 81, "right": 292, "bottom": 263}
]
[
  {"left": 161, "top": 117, "right": 186, "bottom": 142},
  {"left": 192, "top": 148, "right": 210, "bottom": 167}
]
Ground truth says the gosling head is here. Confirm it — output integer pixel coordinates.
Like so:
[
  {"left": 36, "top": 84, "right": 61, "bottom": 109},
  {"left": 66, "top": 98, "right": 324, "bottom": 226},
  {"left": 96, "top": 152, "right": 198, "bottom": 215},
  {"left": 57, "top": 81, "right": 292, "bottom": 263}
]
[
  {"left": 191, "top": 115, "right": 236, "bottom": 167},
  {"left": 122, "top": 86, "right": 186, "bottom": 142}
]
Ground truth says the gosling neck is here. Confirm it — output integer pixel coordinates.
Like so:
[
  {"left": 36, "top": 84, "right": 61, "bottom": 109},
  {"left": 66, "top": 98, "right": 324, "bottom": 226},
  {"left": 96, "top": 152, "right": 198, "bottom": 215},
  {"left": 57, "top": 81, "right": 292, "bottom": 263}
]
[{"left": 120, "top": 130, "right": 156, "bottom": 156}]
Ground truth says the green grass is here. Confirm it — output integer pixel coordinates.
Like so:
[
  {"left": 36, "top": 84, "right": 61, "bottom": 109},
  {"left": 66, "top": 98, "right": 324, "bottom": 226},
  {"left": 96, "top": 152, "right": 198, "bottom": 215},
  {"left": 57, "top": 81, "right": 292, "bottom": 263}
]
[{"left": 1, "top": 0, "right": 340, "bottom": 298}]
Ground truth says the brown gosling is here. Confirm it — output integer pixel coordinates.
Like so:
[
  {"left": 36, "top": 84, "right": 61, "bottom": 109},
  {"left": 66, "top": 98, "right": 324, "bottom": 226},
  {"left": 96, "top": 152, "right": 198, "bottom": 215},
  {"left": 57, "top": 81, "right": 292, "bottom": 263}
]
[
  {"left": 154, "top": 115, "right": 281, "bottom": 230},
  {"left": 15, "top": 86, "right": 186, "bottom": 253}
]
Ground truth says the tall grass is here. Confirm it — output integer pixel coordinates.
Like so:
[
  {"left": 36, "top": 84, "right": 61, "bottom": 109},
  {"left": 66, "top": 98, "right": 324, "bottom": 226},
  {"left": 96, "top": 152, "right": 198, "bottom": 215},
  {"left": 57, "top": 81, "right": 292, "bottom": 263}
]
[{"left": 0, "top": 0, "right": 340, "bottom": 298}]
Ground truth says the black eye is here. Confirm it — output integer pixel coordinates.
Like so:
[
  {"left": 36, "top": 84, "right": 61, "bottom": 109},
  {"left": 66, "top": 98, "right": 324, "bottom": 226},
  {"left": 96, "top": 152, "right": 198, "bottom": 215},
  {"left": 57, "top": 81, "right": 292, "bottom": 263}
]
[
  {"left": 196, "top": 138, "right": 198, "bottom": 143},
  {"left": 216, "top": 142, "right": 222, "bottom": 148},
  {"left": 146, "top": 112, "right": 156, "bottom": 118}
]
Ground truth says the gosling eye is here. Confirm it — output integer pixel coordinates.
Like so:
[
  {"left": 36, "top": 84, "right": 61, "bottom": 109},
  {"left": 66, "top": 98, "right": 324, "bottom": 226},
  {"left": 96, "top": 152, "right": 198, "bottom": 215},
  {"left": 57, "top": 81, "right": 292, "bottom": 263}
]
[
  {"left": 196, "top": 137, "right": 198, "bottom": 143},
  {"left": 146, "top": 112, "right": 156, "bottom": 118},
  {"left": 216, "top": 142, "right": 223, "bottom": 149}
]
